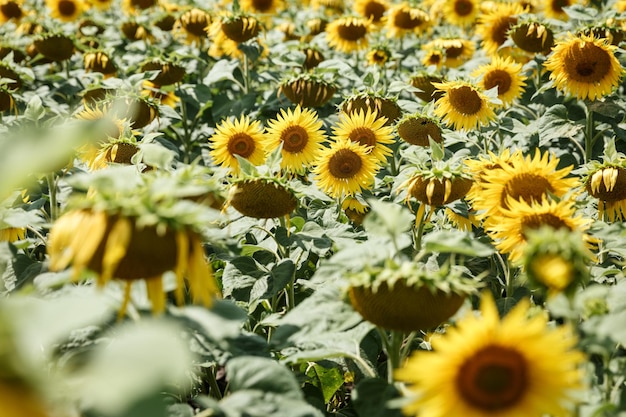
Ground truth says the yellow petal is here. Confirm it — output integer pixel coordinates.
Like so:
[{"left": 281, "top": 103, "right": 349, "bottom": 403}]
[{"left": 100, "top": 217, "right": 132, "bottom": 286}]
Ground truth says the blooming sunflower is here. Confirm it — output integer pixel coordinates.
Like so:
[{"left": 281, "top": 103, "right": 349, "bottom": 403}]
[
  {"left": 325, "top": 16, "right": 371, "bottom": 53},
  {"left": 423, "top": 38, "right": 475, "bottom": 68},
  {"left": 0, "top": 0, "right": 25, "bottom": 22},
  {"left": 473, "top": 56, "right": 527, "bottom": 108},
  {"left": 468, "top": 149, "right": 579, "bottom": 223},
  {"left": 46, "top": 0, "right": 85, "bottom": 22},
  {"left": 264, "top": 105, "right": 326, "bottom": 174},
  {"left": 544, "top": 33, "right": 623, "bottom": 101},
  {"left": 240, "top": 0, "right": 284, "bottom": 15},
  {"left": 353, "top": 0, "right": 388, "bottom": 26},
  {"left": 442, "top": 0, "right": 479, "bottom": 27},
  {"left": 366, "top": 45, "right": 392, "bottom": 66},
  {"left": 331, "top": 109, "right": 395, "bottom": 164},
  {"left": 542, "top": 0, "right": 578, "bottom": 21},
  {"left": 209, "top": 115, "right": 266, "bottom": 175},
  {"left": 385, "top": 2, "right": 431, "bottom": 39},
  {"left": 475, "top": 2, "right": 524, "bottom": 56},
  {"left": 313, "top": 139, "right": 380, "bottom": 198},
  {"left": 432, "top": 80, "right": 495, "bottom": 131},
  {"left": 395, "top": 291, "right": 585, "bottom": 417}
]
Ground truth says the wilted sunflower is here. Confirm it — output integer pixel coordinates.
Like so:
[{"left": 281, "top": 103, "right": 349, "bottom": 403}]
[
  {"left": 174, "top": 8, "right": 211, "bottom": 45},
  {"left": 584, "top": 152, "right": 626, "bottom": 221},
  {"left": 209, "top": 115, "right": 266, "bottom": 175},
  {"left": 468, "top": 149, "right": 579, "bottom": 224},
  {"left": 264, "top": 105, "right": 326, "bottom": 174},
  {"left": 216, "top": 12, "right": 260, "bottom": 43},
  {"left": 353, "top": 0, "right": 388, "bottom": 26},
  {"left": 442, "top": 0, "right": 479, "bottom": 27},
  {"left": 313, "top": 139, "right": 380, "bottom": 198},
  {"left": 396, "top": 291, "right": 585, "bottom": 417},
  {"left": 140, "top": 58, "right": 186, "bottom": 86},
  {"left": 46, "top": 0, "right": 85, "bottom": 21},
  {"left": 120, "top": 20, "right": 154, "bottom": 42},
  {"left": 326, "top": 16, "right": 371, "bottom": 53},
  {"left": 510, "top": 19, "right": 554, "bottom": 54},
  {"left": 432, "top": 80, "right": 495, "bottom": 131},
  {"left": 47, "top": 172, "right": 221, "bottom": 316},
  {"left": 486, "top": 197, "right": 596, "bottom": 263},
  {"left": 475, "top": 2, "right": 524, "bottom": 56},
  {"left": 83, "top": 51, "right": 117, "bottom": 78},
  {"left": 423, "top": 38, "right": 475, "bottom": 68},
  {"left": 331, "top": 109, "right": 395, "bottom": 164},
  {"left": 396, "top": 113, "right": 443, "bottom": 147},
  {"left": 0, "top": 0, "right": 25, "bottom": 22},
  {"left": 385, "top": 2, "right": 431, "bottom": 39},
  {"left": 544, "top": 33, "right": 623, "bottom": 101},
  {"left": 473, "top": 56, "right": 527, "bottom": 108}
]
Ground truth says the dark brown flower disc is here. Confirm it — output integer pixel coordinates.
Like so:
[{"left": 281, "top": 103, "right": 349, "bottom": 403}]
[{"left": 229, "top": 179, "right": 298, "bottom": 219}]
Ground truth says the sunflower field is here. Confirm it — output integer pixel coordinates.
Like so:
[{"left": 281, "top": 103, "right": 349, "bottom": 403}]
[{"left": 4, "top": 0, "right": 626, "bottom": 415}]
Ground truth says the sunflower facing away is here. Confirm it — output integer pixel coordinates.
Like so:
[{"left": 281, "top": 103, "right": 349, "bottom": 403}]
[
  {"left": 474, "top": 56, "right": 527, "bottom": 108},
  {"left": 313, "top": 139, "right": 380, "bottom": 198},
  {"left": 326, "top": 16, "right": 371, "bottom": 53},
  {"left": 585, "top": 163, "right": 626, "bottom": 221},
  {"left": 331, "top": 109, "right": 395, "bottom": 164},
  {"left": 432, "top": 80, "right": 495, "bottom": 131},
  {"left": 544, "top": 33, "right": 623, "bottom": 101},
  {"left": 174, "top": 8, "right": 211, "bottom": 45},
  {"left": 475, "top": 2, "right": 524, "bottom": 56},
  {"left": 209, "top": 115, "right": 266, "bottom": 175},
  {"left": 395, "top": 291, "right": 585, "bottom": 417},
  {"left": 264, "top": 105, "right": 326, "bottom": 173},
  {"left": 240, "top": 0, "right": 284, "bottom": 15}
]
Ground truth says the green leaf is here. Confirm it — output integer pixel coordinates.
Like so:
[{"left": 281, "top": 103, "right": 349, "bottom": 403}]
[
  {"left": 226, "top": 356, "right": 303, "bottom": 399},
  {"left": 363, "top": 200, "right": 413, "bottom": 240},
  {"left": 423, "top": 230, "right": 495, "bottom": 257},
  {"left": 307, "top": 363, "right": 344, "bottom": 403},
  {"left": 352, "top": 378, "right": 403, "bottom": 417},
  {"left": 23, "top": 96, "right": 45, "bottom": 122},
  {"left": 204, "top": 59, "right": 241, "bottom": 86}
]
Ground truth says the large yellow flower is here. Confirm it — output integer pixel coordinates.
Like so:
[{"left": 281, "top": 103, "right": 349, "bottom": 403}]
[
  {"left": 473, "top": 56, "right": 527, "bottom": 108},
  {"left": 326, "top": 16, "right": 371, "bottom": 53},
  {"left": 264, "top": 105, "right": 326, "bottom": 173},
  {"left": 432, "top": 80, "right": 495, "bottom": 131},
  {"left": 475, "top": 2, "right": 524, "bottom": 56},
  {"left": 442, "top": 0, "right": 479, "bottom": 27},
  {"left": 544, "top": 33, "right": 623, "bottom": 101},
  {"left": 46, "top": 0, "right": 86, "bottom": 22},
  {"left": 385, "top": 2, "right": 431, "bottom": 39},
  {"left": 209, "top": 115, "right": 266, "bottom": 175},
  {"left": 396, "top": 292, "right": 585, "bottom": 417},
  {"left": 542, "top": 0, "right": 578, "bottom": 21},
  {"left": 313, "top": 139, "right": 380, "bottom": 198},
  {"left": 353, "top": 0, "right": 388, "bottom": 26},
  {"left": 240, "top": 0, "right": 284, "bottom": 15},
  {"left": 331, "top": 109, "right": 395, "bottom": 164}
]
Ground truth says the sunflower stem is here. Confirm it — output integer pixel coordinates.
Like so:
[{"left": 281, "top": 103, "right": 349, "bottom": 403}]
[
  {"left": 242, "top": 53, "right": 250, "bottom": 95},
  {"left": 412, "top": 203, "right": 427, "bottom": 253},
  {"left": 584, "top": 104, "right": 595, "bottom": 163},
  {"left": 206, "top": 365, "right": 223, "bottom": 400},
  {"left": 178, "top": 88, "right": 192, "bottom": 163},
  {"left": 45, "top": 173, "right": 59, "bottom": 222},
  {"left": 386, "top": 330, "right": 404, "bottom": 384}
]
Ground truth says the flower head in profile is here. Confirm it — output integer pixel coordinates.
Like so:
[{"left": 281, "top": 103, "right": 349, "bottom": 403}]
[
  {"left": 385, "top": 2, "right": 431, "bottom": 39},
  {"left": 209, "top": 115, "right": 266, "bottom": 175},
  {"left": 396, "top": 291, "right": 586, "bottom": 417},
  {"left": 583, "top": 143, "right": 626, "bottom": 221},
  {"left": 432, "top": 80, "right": 495, "bottom": 131}
]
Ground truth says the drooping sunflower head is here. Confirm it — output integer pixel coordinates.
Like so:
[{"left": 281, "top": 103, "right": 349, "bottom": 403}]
[
  {"left": 423, "top": 37, "right": 475, "bottom": 68},
  {"left": 353, "top": 0, "right": 388, "bottom": 26},
  {"left": 279, "top": 72, "right": 337, "bottom": 108},
  {"left": 120, "top": 19, "right": 154, "bottom": 42},
  {"left": 396, "top": 113, "right": 443, "bottom": 147},
  {"left": 340, "top": 92, "right": 402, "bottom": 126},
  {"left": 264, "top": 105, "right": 326, "bottom": 174},
  {"left": 442, "top": 0, "right": 479, "bottom": 27},
  {"left": 432, "top": 79, "right": 496, "bottom": 131},
  {"left": 542, "top": 0, "right": 578, "bottom": 21},
  {"left": 312, "top": 139, "right": 380, "bottom": 198},
  {"left": 578, "top": 22, "right": 625, "bottom": 47},
  {"left": 582, "top": 146, "right": 626, "bottom": 221},
  {"left": 396, "top": 291, "right": 586, "bottom": 417},
  {"left": 509, "top": 19, "right": 554, "bottom": 54},
  {"left": 140, "top": 58, "right": 186, "bottom": 86},
  {"left": 325, "top": 16, "right": 371, "bottom": 53},
  {"left": 409, "top": 71, "right": 445, "bottom": 102},
  {"left": 347, "top": 260, "right": 480, "bottom": 332},
  {"left": 332, "top": 108, "right": 396, "bottom": 164},
  {"left": 473, "top": 55, "right": 527, "bottom": 108},
  {"left": 122, "top": 0, "right": 158, "bottom": 14},
  {"left": 522, "top": 226, "right": 593, "bottom": 297},
  {"left": 301, "top": 46, "right": 325, "bottom": 70},
  {"left": 227, "top": 176, "right": 298, "bottom": 219},
  {"left": 174, "top": 7, "right": 212, "bottom": 45},
  {"left": 240, "top": 0, "right": 284, "bottom": 15},
  {"left": 83, "top": 50, "right": 117, "bottom": 78},
  {"left": 45, "top": 0, "right": 86, "bottom": 22},
  {"left": 385, "top": 2, "right": 431, "bottom": 39},
  {"left": 32, "top": 32, "right": 75, "bottom": 62},
  {"left": 475, "top": 2, "right": 524, "bottom": 56},
  {"left": 209, "top": 114, "right": 267, "bottom": 175},
  {"left": 544, "top": 33, "right": 624, "bottom": 101}
]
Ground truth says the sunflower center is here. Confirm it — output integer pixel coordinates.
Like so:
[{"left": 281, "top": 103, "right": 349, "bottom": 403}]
[
  {"left": 502, "top": 173, "right": 553, "bottom": 207},
  {"left": 457, "top": 345, "right": 528, "bottom": 411},
  {"left": 1, "top": 1, "right": 22, "bottom": 19},
  {"left": 445, "top": 44, "right": 465, "bottom": 59},
  {"left": 551, "top": 0, "right": 569, "bottom": 13},
  {"left": 337, "top": 21, "right": 367, "bottom": 41},
  {"left": 483, "top": 69, "right": 513, "bottom": 96},
  {"left": 448, "top": 86, "right": 482, "bottom": 115},
  {"left": 281, "top": 125, "right": 309, "bottom": 153},
  {"left": 454, "top": 0, "right": 474, "bottom": 17},
  {"left": 58, "top": 0, "right": 77, "bottom": 16},
  {"left": 492, "top": 16, "right": 517, "bottom": 45},
  {"left": 227, "top": 133, "right": 256, "bottom": 158},
  {"left": 132, "top": 0, "right": 155, "bottom": 9},
  {"left": 329, "top": 148, "right": 363, "bottom": 179},
  {"left": 364, "top": 1, "right": 386, "bottom": 22},
  {"left": 394, "top": 9, "right": 425, "bottom": 29},
  {"left": 251, "top": 0, "right": 273, "bottom": 12},
  {"left": 349, "top": 127, "right": 377, "bottom": 150},
  {"left": 521, "top": 213, "right": 570, "bottom": 233}
]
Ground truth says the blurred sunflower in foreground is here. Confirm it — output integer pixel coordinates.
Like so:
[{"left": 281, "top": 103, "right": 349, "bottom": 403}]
[
  {"left": 47, "top": 168, "right": 221, "bottom": 316},
  {"left": 396, "top": 292, "right": 586, "bottom": 417}
]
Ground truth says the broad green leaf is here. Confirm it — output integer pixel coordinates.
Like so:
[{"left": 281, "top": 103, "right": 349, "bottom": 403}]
[
  {"left": 423, "top": 230, "right": 495, "bottom": 257},
  {"left": 363, "top": 200, "right": 413, "bottom": 240},
  {"left": 307, "top": 363, "right": 344, "bottom": 403},
  {"left": 219, "top": 391, "right": 324, "bottom": 417},
  {"left": 204, "top": 59, "right": 241, "bottom": 86},
  {"left": 226, "top": 356, "right": 303, "bottom": 399},
  {"left": 352, "top": 378, "right": 403, "bottom": 417}
]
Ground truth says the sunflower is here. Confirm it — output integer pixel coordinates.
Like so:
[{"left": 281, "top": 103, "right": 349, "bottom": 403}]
[
  {"left": 468, "top": 149, "right": 579, "bottom": 223},
  {"left": 142, "top": 81, "right": 179, "bottom": 108},
  {"left": 209, "top": 115, "right": 266, "bottom": 175},
  {"left": 366, "top": 45, "right": 392, "bottom": 66},
  {"left": 217, "top": 13, "right": 261, "bottom": 43},
  {"left": 240, "top": 0, "right": 284, "bottom": 15},
  {"left": 353, "top": 0, "right": 388, "bottom": 26},
  {"left": 122, "top": 0, "right": 158, "bottom": 14},
  {"left": 442, "top": 0, "right": 479, "bottom": 27},
  {"left": 423, "top": 38, "right": 475, "bottom": 68},
  {"left": 385, "top": 2, "right": 431, "bottom": 39},
  {"left": 485, "top": 197, "right": 595, "bottom": 263},
  {"left": 84, "top": 138, "right": 141, "bottom": 171},
  {"left": 342, "top": 195, "right": 369, "bottom": 224},
  {"left": 396, "top": 291, "right": 585, "bottom": 417},
  {"left": 326, "top": 16, "right": 371, "bottom": 53},
  {"left": 473, "top": 56, "right": 527, "bottom": 108},
  {"left": 83, "top": 51, "right": 117, "bottom": 78},
  {"left": 0, "top": 0, "right": 25, "bottom": 22},
  {"left": 174, "top": 8, "right": 211, "bottom": 46},
  {"left": 396, "top": 113, "right": 443, "bottom": 146},
  {"left": 280, "top": 72, "right": 337, "bottom": 107},
  {"left": 313, "top": 139, "right": 380, "bottom": 198},
  {"left": 585, "top": 163, "right": 626, "bottom": 221},
  {"left": 410, "top": 71, "right": 445, "bottom": 102},
  {"left": 331, "top": 109, "right": 395, "bottom": 164},
  {"left": 542, "top": 0, "right": 578, "bottom": 21},
  {"left": 475, "top": 2, "right": 524, "bottom": 56},
  {"left": 544, "top": 33, "right": 623, "bottom": 101},
  {"left": 0, "top": 227, "right": 25, "bottom": 242},
  {"left": 32, "top": 33, "right": 75, "bottom": 62},
  {"left": 75, "top": 103, "right": 128, "bottom": 143},
  {"left": 264, "top": 105, "right": 326, "bottom": 174},
  {"left": 121, "top": 20, "right": 154, "bottom": 42},
  {"left": 302, "top": 46, "right": 325, "bottom": 70},
  {"left": 140, "top": 59, "right": 186, "bottom": 86},
  {"left": 46, "top": 0, "right": 86, "bottom": 22},
  {"left": 432, "top": 80, "right": 495, "bottom": 131},
  {"left": 227, "top": 177, "right": 298, "bottom": 219},
  {"left": 510, "top": 19, "right": 554, "bottom": 54},
  {"left": 341, "top": 93, "right": 402, "bottom": 126}
]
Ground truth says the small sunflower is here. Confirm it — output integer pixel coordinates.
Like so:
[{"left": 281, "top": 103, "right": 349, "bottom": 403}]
[
  {"left": 326, "top": 16, "right": 371, "bottom": 53},
  {"left": 410, "top": 71, "right": 445, "bottom": 102},
  {"left": 331, "top": 108, "right": 395, "bottom": 164},
  {"left": 216, "top": 12, "right": 261, "bottom": 43},
  {"left": 264, "top": 105, "right": 326, "bottom": 174},
  {"left": 396, "top": 113, "right": 443, "bottom": 147},
  {"left": 385, "top": 2, "right": 431, "bottom": 39},
  {"left": 432, "top": 80, "right": 495, "bottom": 131},
  {"left": 353, "top": 0, "right": 388, "bottom": 26},
  {"left": 32, "top": 33, "right": 75, "bottom": 62},
  {"left": 301, "top": 46, "right": 325, "bottom": 70},
  {"left": 544, "top": 33, "right": 623, "bottom": 101},
  {"left": 423, "top": 38, "right": 475, "bottom": 68},
  {"left": 543, "top": 0, "right": 578, "bottom": 21},
  {"left": 46, "top": 0, "right": 86, "bottom": 22},
  {"left": 442, "top": 0, "right": 479, "bottom": 27},
  {"left": 120, "top": 20, "right": 154, "bottom": 42},
  {"left": 0, "top": 0, "right": 25, "bottom": 22},
  {"left": 473, "top": 56, "right": 527, "bottom": 108},
  {"left": 174, "top": 8, "right": 211, "bottom": 45},
  {"left": 396, "top": 291, "right": 585, "bottom": 417},
  {"left": 475, "top": 2, "right": 524, "bottom": 56},
  {"left": 313, "top": 139, "right": 380, "bottom": 198},
  {"left": 485, "top": 197, "right": 595, "bottom": 263},
  {"left": 366, "top": 45, "right": 392, "bottom": 66},
  {"left": 209, "top": 115, "right": 266, "bottom": 175},
  {"left": 240, "top": 0, "right": 284, "bottom": 15}
]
